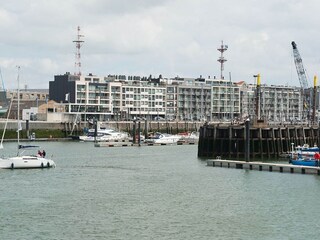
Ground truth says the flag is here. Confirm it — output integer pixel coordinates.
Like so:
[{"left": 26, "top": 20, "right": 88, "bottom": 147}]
[
  {"left": 16, "top": 121, "right": 22, "bottom": 132},
  {"left": 65, "top": 93, "right": 69, "bottom": 102}
]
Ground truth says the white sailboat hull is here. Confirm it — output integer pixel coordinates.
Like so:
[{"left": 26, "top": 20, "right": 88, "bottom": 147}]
[{"left": 0, "top": 156, "right": 56, "bottom": 169}]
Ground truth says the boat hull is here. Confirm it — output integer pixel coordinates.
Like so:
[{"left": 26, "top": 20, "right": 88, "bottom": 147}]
[
  {"left": 78, "top": 128, "right": 129, "bottom": 142},
  {"left": 0, "top": 156, "right": 56, "bottom": 169},
  {"left": 290, "top": 159, "right": 320, "bottom": 167},
  {"left": 153, "top": 137, "right": 181, "bottom": 144},
  {"left": 147, "top": 133, "right": 182, "bottom": 144}
]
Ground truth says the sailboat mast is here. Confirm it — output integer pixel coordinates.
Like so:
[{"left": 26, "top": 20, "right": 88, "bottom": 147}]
[{"left": 17, "top": 66, "right": 20, "bottom": 156}]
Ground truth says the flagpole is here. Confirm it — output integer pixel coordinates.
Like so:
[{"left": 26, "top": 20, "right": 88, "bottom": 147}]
[{"left": 46, "top": 97, "right": 48, "bottom": 121}]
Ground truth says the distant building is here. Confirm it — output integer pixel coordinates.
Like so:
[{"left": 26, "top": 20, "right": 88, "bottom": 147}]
[
  {"left": 4, "top": 89, "right": 49, "bottom": 120},
  {"left": 209, "top": 79, "right": 241, "bottom": 120},
  {"left": 47, "top": 72, "right": 317, "bottom": 124},
  {"left": 241, "top": 83, "right": 307, "bottom": 123},
  {"left": 49, "top": 72, "right": 167, "bottom": 122}
]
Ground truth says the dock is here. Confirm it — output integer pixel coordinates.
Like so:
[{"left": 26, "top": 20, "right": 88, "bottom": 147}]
[
  {"left": 207, "top": 159, "right": 320, "bottom": 175},
  {"left": 94, "top": 142, "right": 133, "bottom": 147},
  {"left": 94, "top": 141, "right": 197, "bottom": 147}
]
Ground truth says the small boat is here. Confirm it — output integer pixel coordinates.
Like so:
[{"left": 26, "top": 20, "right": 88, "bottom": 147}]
[
  {"left": 177, "top": 131, "right": 199, "bottom": 144},
  {"left": 289, "top": 143, "right": 320, "bottom": 167},
  {"left": 290, "top": 158, "right": 320, "bottom": 167},
  {"left": 146, "top": 132, "right": 181, "bottom": 144},
  {"left": 79, "top": 128, "right": 129, "bottom": 142},
  {"left": 0, "top": 67, "right": 55, "bottom": 169},
  {"left": 290, "top": 144, "right": 320, "bottom": 158}
]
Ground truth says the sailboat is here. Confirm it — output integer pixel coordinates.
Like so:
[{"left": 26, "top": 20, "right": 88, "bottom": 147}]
[{"left": 0, "top": 67, "right": 55, "bottom": 169}]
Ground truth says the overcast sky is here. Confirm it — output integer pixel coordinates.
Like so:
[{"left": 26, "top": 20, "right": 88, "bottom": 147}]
[{"left": 0, "top": 0, "right": 319, "bottom": 89}]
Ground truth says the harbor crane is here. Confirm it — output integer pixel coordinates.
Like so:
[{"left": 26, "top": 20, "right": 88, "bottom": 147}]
[{"left": 291, "top": 41, "right": 311, "bottom": 120}]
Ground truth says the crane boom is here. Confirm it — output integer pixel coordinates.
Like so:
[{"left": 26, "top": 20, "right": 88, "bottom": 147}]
[
  {"left": 291, "top": 41, "right": 309, "bottom": 89},
  {"left": 291, "top": 41, "right": 310, "bottom": 120}
]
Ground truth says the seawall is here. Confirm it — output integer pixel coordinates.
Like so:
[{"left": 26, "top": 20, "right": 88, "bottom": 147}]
[{"left": 0, "top": 120, "right": 203, "bottom": 135}]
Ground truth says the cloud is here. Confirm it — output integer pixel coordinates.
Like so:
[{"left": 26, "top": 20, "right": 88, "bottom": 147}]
[
  {"left": 85, "top": 15, "right": 162, "bottom": 54},
  {"left": 0, "top": 0, "right": 320, "bottom": 89}
]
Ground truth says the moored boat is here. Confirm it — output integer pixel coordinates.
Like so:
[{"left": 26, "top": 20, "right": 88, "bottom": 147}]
[
  {"left": 146, "top": 132, "right": 181, "bottom": 144},
  {"left": 290, "top": 144, "right": 319, "bottom": 158},
  {"left": 177, "top": 131, "right": 199, "bottom": 144},
  {"left": 290, "top": 158, "right": 320, "bottom": 167},
  {"left": 289, "top": 143, "right": 320, "bottom": 167},
  {"left": 79, "top": 128, "right": 129, "bottom": 142}
]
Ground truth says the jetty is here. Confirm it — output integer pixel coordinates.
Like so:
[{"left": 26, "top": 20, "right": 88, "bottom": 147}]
[
  {"left": 94, "top": 140, "right": 197, "bottom": 147},
  {"left": 207, "top": 159, "right": 320, "bottom": 175}
]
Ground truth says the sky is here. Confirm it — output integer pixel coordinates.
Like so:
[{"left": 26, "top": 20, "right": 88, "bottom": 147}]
[{"left": 0, "top": 0, "right": 319, "bottom": 90}]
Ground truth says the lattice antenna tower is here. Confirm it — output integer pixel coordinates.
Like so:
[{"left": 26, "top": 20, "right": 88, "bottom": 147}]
[
  {"left": 217, "top": 41, "right": 228, "bottom": 79},
  {"left": 73, "top": 26, "right": 84, "bottom": 76}
]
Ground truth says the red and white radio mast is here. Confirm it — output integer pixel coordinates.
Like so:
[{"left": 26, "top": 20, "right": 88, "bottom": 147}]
[
  {"left": 217, "top": 41, "right": 228, "bottom": 79},
  {"left": 73, "top": 26, "right": 84, "bottom": 76}
]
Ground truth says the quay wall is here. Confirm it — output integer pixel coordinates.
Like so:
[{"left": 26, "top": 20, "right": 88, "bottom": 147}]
[
  {"left": 198, "top": 124, "right": 320, "bottom": 159},
  {"left": 0, "top": 120, "right": 202, "bottom": 135}
]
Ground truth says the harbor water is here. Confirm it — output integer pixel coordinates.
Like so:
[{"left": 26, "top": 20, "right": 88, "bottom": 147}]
[{"left": 1, "top": 142, "right": 320, "bottom": 240}]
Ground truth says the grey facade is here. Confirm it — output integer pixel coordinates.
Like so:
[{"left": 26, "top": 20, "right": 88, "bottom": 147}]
[{"left": 49, "top": 73, "right": 77, "bottom": 103}]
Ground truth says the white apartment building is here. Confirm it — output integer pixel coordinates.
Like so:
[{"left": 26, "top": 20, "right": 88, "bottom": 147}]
[
  {"left": 209, "top": 79, "right": 241, "bottom": 121},
  {"left": 50, "top": 73, "right": 167, "bottom": 122},
  {"left": 49, "top": 72, "right": 312, "bottom": 123},
  {"left": 241, "top": 83, "right": 305, "bottom": 123}
]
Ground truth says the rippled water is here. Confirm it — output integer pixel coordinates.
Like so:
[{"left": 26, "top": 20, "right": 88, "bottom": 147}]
[{"left": 1, "top": 141, "right": 320, "bottom": 240}]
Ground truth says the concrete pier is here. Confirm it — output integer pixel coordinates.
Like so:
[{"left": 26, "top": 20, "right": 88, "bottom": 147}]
[
  {"left": 207, "top": 159, "right": 320, "bottom": 175},
  {"left": 198, "top": 124, "right": 320, "bottom": 159}
]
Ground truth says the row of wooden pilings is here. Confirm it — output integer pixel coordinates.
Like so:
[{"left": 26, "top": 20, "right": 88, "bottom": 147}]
[
  {"left": 198, "top": 123, "right": 320, "bottom": 159},
  {"left": 63, "top": 120, "right": 201, "bottom": 137}
]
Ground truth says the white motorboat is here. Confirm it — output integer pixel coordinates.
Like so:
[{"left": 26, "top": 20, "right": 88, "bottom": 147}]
[
  {"left": 79, "top": 128, "right": 129, "bottom": 142},
  {"left": 147, "top": 132, "right": 182, "bottom": 144},
  {"left": 0, "top": 67, "right": 56, "bottom": 169},
  {"left": 177, "top": 131, "right": 199, "bottom": 144}
]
